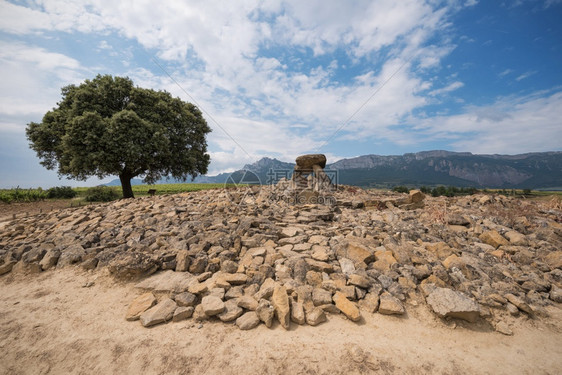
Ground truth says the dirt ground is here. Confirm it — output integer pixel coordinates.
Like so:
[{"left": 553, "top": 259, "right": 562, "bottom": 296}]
[{"left": 1, "top": 268, "right": 561, "bottom": 375}]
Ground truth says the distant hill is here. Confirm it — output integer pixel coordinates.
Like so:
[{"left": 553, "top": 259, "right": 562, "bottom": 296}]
[{"left": 106, "top": 150, "right": 562, "bottom": 189}]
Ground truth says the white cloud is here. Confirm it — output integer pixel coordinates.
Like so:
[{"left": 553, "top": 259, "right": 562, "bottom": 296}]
[
  {"left": 428, "top": 81, "right": 464, "bottom": 96},
  {"left": 414, "top": 90, "right": 562, "bottom": 154},
  {"left": 515, "top": 70, "right": 537, "bottom": 81}
]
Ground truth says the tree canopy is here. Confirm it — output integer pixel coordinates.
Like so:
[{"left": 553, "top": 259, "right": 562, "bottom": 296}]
[{"left": 26, "top": 75, "right": 211, "bottom": 198}]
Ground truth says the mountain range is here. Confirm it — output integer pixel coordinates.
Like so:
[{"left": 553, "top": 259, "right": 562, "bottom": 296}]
[{"left": 106, "top": 150, "right": 562, "bottom": 190}]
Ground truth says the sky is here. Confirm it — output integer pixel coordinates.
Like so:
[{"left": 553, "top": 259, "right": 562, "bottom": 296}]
[{"left": 0, "top": 0, "right": 561, "bottom": 188}]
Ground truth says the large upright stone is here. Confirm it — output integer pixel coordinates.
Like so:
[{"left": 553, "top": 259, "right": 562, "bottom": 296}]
[
  {"left": 272, "top": 284, "right": 291, "bottom": 329},
  {"left": 426, "top": 287, "right": 480, "bottom": 322}
]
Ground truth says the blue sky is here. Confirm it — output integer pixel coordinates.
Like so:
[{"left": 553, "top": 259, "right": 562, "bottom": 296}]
[{"left": 0, "top": 0, "right": 561, "bottom": 188}]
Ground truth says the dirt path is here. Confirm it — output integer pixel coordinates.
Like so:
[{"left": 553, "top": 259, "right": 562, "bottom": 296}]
[{"left": 1, "top": 268, "right": 561, "bottom": 375}]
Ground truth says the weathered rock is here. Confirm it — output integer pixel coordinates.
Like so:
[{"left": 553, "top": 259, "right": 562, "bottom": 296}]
[
  {"left": 256, "top": 299, "right": 275, "bottom": 328},
  {"left": 238, "top": 295, "right": 259, "bottom": 311},
  {"left": 126, "top": 292, "right": 158, "bottom": 321},
  {"left": 505, "top": 294, "right": 534, "bottom": 316},
  {"left": 218, "top": 299, "right": 244, "bottom": 322},
  {"left": 108, "top": 252, "right": 158, "bottom": 280},
  {"left": 306, "top": 307, "right": 327, "bottom": 326},
  {"left": 333, "top": 291, "right": 361, "bottom": 322},
  {"left": 479, "top": 230, "right": 509, "bottom": 249},
  {"left": 175, "top": 250, "right": 190, "bottom": 272},
  {"left": 495, "top": 321, "right": 513, "bottom": 336},
  {"left": 295, "top": 154, "right": 327, "bottom": 169},
  {"left": 236, "top": 311, "right": 261, "bottom": 330},
  {"left": 426, "top": 287, "right": 480, "bottom": 322},
  {"left": 291, "top": 301, "right": 306, "bottom": 325},
  {"left": 505, "top": 231, "right": 528, "bottom": 246},
  {"left": 175, "top": 292, "right": 197, "bottom": 307},
  {"left": 0, "top": 258, "right": 16, "bottom": 275},
  {"left": 358, "top": 292, "right": 380, "bottom": 313},
  {"left": 139, "top": 298, "right": 177, "bottom": 327},
  {"left": 272, "top": 284, "right": 291, "bottom": 329},
  {"left": 545, "top": 251, "right": 562, "bottom": 270},
  {"left": 312, "top": 288, "right": 333, "bottom": 306},
  {"left": 192, "top": 304, "right": 209, "bottom": 322},
  {"left": 550, "top": 285, "right": 562, "bottom": 303},
  {"left": 338, "top": 258, "right": 356, "bottom": 276},
  {"left": 40, "top": 249, "right": 60, "bottom": 271},
  {"left": 201, "top": 295, "right": 225, "bottom": 316},
  {"left": 340, "top": 238, "right": 375, "bottom": 265},
  {"left": 135, "top": 271, "right": 194, "bottom": 294},
  {"left": 254, "top": 278, "right": 276, "bottom": 300},
  {"left": 378, "top": 292, "right": 405, "bottom": 315},
  {"left": 57, "top": 244, "right": 86, "bottom": 267},
  {"left": 173, "top": 306, "right": 194, "bottom": 322}
]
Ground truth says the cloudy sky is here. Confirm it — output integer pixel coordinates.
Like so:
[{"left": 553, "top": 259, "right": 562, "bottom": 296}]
[{"left": 1, "top": 0, "right": 561, "bottom": 188}]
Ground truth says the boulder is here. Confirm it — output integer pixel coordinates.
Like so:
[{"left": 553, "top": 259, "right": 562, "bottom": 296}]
[
  {"left": 175, "top": 292, "right": 198, "bottom": 307},
  {"left": 295, "top": 154, "right": 327, "bottom": 169},
  {"left": 238, "top": 295, "right": 259, "bottom": 311},
  {"left": 291, "top": 301, "right": 306, "bottom": 325},
  {"left": 139, "top": 298, "right": 177, "bottom": 327},
  {"left": 426, "top": 287, "right": 480, "bottom": 322},
  {"left": 108, "top": 252, "right": 158, "bottom": 280}
]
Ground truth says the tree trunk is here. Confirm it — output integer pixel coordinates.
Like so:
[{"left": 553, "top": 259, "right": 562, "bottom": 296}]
[{"left": 119, "top": 173, "right": 135, "bottom": 199}]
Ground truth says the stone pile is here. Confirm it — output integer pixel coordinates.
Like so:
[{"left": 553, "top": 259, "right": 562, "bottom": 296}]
[{"left": 0, "top": 183, "right": 561, "bottom": 332}]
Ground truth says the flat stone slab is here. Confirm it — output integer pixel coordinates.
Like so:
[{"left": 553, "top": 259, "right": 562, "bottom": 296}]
[
  {"left": 126, "top": 292, "right": 157, "bottom": 321},
  {"left": 426, "top": 287, "right": 480, "bottom": 322},
  {"left": 139, "top": 298, "right": 177, "bottom": 327}
]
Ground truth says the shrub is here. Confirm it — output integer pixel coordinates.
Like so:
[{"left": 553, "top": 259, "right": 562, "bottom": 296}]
[
  {"left": 47, "top": 186, "right": 77, "bottom": 199},
  {"left": 392, "top": 186, "right": 410, "bottom": 194},
  {"left": 85, "top": 186, "right": 120, "bottom": 202}
]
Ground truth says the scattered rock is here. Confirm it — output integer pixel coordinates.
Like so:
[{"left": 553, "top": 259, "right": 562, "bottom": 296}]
[
  {"left": 305, "top": 307, "right": 327, "bottom": 326},
  {"left": 495, "top": 321, "right": 513, "bottom": 336},
  {"left": 256, "top": 299, "right": 275, "bottom": 328},
  {"left": 291, "top": 301, "right": 306, "bottom": 325},
  {"left": 218, "top": 299, "right": 244, "bottom": 322},
  {"left": 173, "top": 306, "right": 194, "bottom": 322}
]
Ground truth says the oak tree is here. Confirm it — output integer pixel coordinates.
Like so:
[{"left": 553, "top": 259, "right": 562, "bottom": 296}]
[{"left": 26, "top": 75, "right": 211, "bottom": 198}]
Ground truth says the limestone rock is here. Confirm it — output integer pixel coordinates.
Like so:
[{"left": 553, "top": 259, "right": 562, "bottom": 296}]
[
  {"left": 272, "top": 284, "right": 291, "bottom": 329},
  {"left": 175, "top": 250, "right": 190, "bottom": 272},
  {"left": 358, "top": 292, "right": 380, "bottom": 313},
  {"left": 126, "top": 292, "right": 157, "bottom": 321},
  {"left": 201, "top": 295, "right": 225, "bottom": 316},
  {"left": 291, "top": 301, "right": 306, "bottom": 325},
  {"left": 479, "top": 230, "right": 509, "bottom": 249},
  {"left": 505, "top": 294, "right": 534, "bottom": 316},
  {"left": 218, "top": 299, "right": 244, "bottom": 322},
  {"left": 333, "top": 291, "right": 361, "bottom": 322},
  {"left": 426, "top": 287, "right": 480, "bottom": 322},
  {"left": 173, "top": 306, "right": 194, "bottom": 322},
  {"left": 256, "top": 299, "right": 275, "bottom": 328},
  {"left": 236, "top": 311, "right": 261, "bottom": 330},
  {"left": 348, "top": 274, "right": 371, "bottom": 289},
  {"left": 175, "top": 292, "right": 197, "bottom": 307},
  {"left": 545, "top": 251, "right": 562, "bottom": 270},
  {"left": 192, "top": 304, "right": 209, "bottom": 322},
  {"left": 108, "top": 252, "right": 158, "bottom": 280},
  {"left": 378, "top": 292, "right": 405, "bottom": 315},
  {"left": 495, "top": 321, "right": 513, "bottom": 336},
  {"left": 306, "top": 307, "right": 327, "bottom": 326},
  {"left": 39, "top": 249, "right": 60, "bottom": 271},
  {"left": 238, "top": 295, "right": 259, "bottom": 311},
  {"left": 550, "top": 285, "right": 562, "bottom": 303},
  {"left": 139, "top": 298, "right": 177, "bottom": 327},
  {"left": 312, "top": 288, "right": 333, "bottom": 306}
]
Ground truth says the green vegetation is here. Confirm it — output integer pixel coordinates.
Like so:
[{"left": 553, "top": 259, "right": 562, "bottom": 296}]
[
  {"left": 84, "top": 186, "right": 120, "bottom": 202},
  {"left": 0, "top": 187, "right": 47, "bottom": 203},
  {"left": 46, "top": 186, "right": 77, "bottom": 199},
  {"left": 26, "top": 74, "right": 211, "bottom": 199}
]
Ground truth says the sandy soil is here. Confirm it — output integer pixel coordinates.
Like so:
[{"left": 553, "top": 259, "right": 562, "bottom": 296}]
[{"left": 1, "top": 268, "right": 561, "bottom": 375}]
